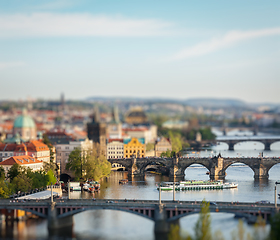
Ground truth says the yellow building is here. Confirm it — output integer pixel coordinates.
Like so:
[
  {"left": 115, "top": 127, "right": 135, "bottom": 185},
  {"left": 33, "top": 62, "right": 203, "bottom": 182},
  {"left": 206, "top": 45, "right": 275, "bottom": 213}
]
[{"left": 124, "top": 138, "right": 145, "bottom": 158}]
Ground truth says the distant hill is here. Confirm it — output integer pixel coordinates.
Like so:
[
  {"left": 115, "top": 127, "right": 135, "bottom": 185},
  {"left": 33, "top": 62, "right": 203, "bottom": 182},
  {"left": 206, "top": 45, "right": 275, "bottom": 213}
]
[
  {"left": 86, "top": 96, "right": 249, "bottom": 108},
  {"left": 183, "top": 98, "right": 247, "bottom": 108}
]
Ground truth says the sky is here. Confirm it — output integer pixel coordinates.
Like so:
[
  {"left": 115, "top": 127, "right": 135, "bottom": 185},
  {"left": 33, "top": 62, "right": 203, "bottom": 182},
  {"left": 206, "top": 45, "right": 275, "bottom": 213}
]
[{"left": 0, "top": 0, "right": 279, "bottom": 103}]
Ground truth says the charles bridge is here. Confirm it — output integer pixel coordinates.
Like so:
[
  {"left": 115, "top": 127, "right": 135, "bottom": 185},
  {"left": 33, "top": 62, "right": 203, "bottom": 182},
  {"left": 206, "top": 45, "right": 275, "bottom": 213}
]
[
  {"left": 108, "top": 155, "right": 280, "bottom": 180},
  {"left": 0, "top": 198, "right": 278, "bottom": 239}
]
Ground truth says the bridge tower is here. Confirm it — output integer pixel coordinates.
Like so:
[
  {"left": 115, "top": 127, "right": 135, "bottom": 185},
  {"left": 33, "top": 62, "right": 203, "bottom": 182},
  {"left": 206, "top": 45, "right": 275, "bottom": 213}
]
[
  {"left": 127, "top": 155, "right": 144, "bottom": 177},
  {"left": 210, "top": 154, "right": 226, "bottom": 180},
  {"left": 169, "top": 157, "right": 184, "bottom": 179}
]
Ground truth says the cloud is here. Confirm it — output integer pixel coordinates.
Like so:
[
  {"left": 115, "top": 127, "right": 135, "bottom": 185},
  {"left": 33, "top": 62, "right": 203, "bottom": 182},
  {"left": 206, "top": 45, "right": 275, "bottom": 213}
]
[
  {"left": 0, "top": 61, "right": 25, "bottom": 70},
  {"left": 167, "top": 28, "right": 280, "bottom": 61},
  {"left": 0, "top": 13, "right": 173, "bottom": 38}
]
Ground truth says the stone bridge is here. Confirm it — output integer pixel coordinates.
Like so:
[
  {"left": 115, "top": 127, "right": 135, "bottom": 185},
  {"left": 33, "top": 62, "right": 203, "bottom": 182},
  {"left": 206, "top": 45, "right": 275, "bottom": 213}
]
[
  {"left": 216, "top": 136, "right": 280, "bottom": 150},
  {"left": 108, "top": 155, "right": 280, "bottom": 179},
  {"left": 0, "top": 199, "right": 277, "bottom": 240}
]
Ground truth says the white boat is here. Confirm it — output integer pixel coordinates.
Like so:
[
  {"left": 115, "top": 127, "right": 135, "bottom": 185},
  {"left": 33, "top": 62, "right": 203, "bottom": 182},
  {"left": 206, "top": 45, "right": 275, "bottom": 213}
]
[
  {"left": 83, "top": 183, "right": 90, "bottom": 191},
  {"left": 69, "top": 182, "right": 81, "bottom": 191},
  {"left": 157, "top": 180, "right": 238, "bottom": 191}
]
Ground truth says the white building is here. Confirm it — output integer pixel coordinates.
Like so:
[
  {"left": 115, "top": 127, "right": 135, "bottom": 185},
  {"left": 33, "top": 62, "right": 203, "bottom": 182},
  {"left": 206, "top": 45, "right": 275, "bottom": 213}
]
[
  {"left": 0, "top": 155, "right": 43, "bottom": 175},
  {"left": 107, "top": 140, "right": 124, "bottom": 159}
]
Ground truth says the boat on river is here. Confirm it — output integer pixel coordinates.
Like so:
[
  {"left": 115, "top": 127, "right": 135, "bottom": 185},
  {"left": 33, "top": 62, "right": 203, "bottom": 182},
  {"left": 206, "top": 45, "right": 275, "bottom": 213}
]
[
  {"left": 119, "top": 179, "right": 128, "bottom": 184},
  {"left": 157, "top": 180, "right": 238, "bottom": 191},
  {"left": 88, "top": 181, "right": 100, "bottom": 192}
]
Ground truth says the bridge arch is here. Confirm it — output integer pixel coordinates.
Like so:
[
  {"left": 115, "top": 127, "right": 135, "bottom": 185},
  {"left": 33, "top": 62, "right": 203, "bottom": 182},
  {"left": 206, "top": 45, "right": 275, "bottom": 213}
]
[
  {"left": 270, "top": 141, "right": 280, "bottom": 150},
  {"left": 182, "top": 162, "right": 211, "bottom": 179},
  {"left": 223, "top": 161, "right": 255, "bottom": 174},
  {"left": 111, "top": 162, "right": 126, "bottom": 171},
  {"left": 168, "top": 209, "right": 261, "bottom": 224},
  {"left": 267, "top": 162, "right": 280, "bottom": 176},
  {"left": 139, "top": 160, "right": 169, "bottom": 175},
  {"left": 57, "top": 206, "right": 154, "bottom": 222},
  {"left": 233, "top": 141, "right": 265, "bottom": 150}
]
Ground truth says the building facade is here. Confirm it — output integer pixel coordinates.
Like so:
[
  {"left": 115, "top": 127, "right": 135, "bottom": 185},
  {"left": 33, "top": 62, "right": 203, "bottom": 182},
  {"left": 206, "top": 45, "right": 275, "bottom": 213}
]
[
  {"left": 0, "top": 140, "right": 50, "bottom": 163},
  {"left": 0, "top": 155, "right": 43, "bottom": 175},
  {"left": 155, "top": 137, "right": 172, "bottom": 157},
  {"left": 124, "top": 137, "right": 145, "bottom": 158},
  {"left": 107, "top": 140, "right": 124, "bottom": 159}
]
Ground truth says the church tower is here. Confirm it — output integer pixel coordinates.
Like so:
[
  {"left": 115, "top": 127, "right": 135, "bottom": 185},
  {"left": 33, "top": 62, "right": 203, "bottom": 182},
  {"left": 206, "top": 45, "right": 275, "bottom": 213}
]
[{"left": 87, "top": 105, "right": 107, "bottom": 156}]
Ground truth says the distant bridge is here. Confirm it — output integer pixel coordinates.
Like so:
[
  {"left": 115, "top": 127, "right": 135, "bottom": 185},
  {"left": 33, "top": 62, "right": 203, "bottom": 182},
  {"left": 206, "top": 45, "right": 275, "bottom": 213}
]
[
  {"left": 0, "top": 199, "right": 277, "bottom": 238},
  {"left": 216, "top": 136, "right": 280, "bottom": 150},
  {"left": 108, "top": 156, "right": 280, "bottom": 179}
]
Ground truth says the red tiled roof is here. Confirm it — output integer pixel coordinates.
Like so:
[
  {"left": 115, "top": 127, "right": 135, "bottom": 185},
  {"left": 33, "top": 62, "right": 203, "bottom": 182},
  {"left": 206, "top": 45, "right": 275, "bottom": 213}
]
[
  {"left": 15, "top": 143, "right": 27, "bottom": 152},
  {"left": 26, "top": 140, "right": 49, "bottom": 152},
  {"left": 0, "top": 143, "right": 18, "bottom": 151},
  {"left": 0, "top": 155, "right": 42, "bottom": 165},
  {"left": 108, "top": 139, "right": 124, "bottom": 143}
]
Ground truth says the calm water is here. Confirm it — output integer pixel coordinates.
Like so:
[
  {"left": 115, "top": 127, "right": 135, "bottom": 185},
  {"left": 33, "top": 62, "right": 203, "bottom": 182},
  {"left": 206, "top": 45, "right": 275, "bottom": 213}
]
[{"left": 1, "top": 131, "right": 280, "bottom": 240}]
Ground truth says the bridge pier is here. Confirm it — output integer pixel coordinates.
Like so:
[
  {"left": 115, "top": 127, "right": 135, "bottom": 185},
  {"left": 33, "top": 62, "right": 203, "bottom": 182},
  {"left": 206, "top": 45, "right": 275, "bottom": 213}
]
[
  {"left": 253, "top": 167, "right": 269, "bottom": 180},
  {"left": 48, "top": 203, "right": 73, "bottom": 231},
  {"left": 228, "top": 142, "right": 235, "bottom": 151},
  {"left": 264, "top": 142, "right": 271, "bottom": 151},
  {"left": 154, "top": 204, "right": 180, "bottom": 240}
]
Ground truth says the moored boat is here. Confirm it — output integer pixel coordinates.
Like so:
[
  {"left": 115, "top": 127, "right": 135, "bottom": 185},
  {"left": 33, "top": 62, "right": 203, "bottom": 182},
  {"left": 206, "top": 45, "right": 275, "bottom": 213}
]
[
  {"left": 88, "top": 181, "right": 100, "bottom": 192},
  {"left": 119, "top": 179, "right": 128, "bottom": 184},
  {"left": 83, "top": 183, "right": 90, "bottom": 191}
]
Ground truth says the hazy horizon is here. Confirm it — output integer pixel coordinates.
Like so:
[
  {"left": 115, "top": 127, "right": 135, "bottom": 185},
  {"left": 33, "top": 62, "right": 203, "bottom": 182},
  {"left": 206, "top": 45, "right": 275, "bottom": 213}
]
[{"left": 0, "top": 1, "right": 279, "bottom": 103}]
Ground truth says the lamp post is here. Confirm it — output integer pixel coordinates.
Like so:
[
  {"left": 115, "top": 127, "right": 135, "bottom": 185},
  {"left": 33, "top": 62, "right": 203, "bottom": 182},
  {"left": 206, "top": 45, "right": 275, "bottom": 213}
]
[
  {"left": 275, "top": 182, "right": 280, "bottom": 209},
  {"left": 51, "top": 182, "right": 53, "bottom": 203},
  {"left": 159, "top": 183, "right": 161, "bottom": 204}
]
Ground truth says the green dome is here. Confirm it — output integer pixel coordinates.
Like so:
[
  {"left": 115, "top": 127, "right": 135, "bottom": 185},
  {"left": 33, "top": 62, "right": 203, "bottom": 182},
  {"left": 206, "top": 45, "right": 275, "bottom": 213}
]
[{"left": 14, "top": 115, "right": 35, "bottom": 128}]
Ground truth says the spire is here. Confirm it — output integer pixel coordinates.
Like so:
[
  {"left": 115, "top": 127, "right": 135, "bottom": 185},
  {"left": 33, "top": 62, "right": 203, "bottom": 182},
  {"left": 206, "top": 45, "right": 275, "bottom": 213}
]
[
  {"left": 112, "top": 105, "right": 120, "bottom": 123},
  {"left": 92, "top": 105, "right": 100, "bottom": 123}
]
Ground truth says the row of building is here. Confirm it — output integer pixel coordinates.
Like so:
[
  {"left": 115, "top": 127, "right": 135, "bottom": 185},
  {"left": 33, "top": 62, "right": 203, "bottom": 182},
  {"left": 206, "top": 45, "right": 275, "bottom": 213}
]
[{"left": 0, "top": 107, "right": 172, "bottom": 181}]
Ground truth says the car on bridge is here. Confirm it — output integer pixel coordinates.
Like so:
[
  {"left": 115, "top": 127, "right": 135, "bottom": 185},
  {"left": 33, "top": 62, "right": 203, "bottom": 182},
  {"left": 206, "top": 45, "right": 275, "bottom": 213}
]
[{"left": 255, "top": 200, "right": 270, "bottom": 204}]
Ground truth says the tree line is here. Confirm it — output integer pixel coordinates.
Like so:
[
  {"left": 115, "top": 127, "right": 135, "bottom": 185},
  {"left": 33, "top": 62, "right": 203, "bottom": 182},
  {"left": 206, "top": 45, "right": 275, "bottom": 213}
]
[{"left": 0, "top": 164, "right": 56, "bottom": 199}]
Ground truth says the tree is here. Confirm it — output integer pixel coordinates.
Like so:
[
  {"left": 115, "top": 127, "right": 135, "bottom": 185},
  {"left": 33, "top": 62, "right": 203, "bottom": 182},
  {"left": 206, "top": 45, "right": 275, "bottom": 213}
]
[
  {"left": 11, "top": 172, "right": 32, "bottom": 193},
  {"left": 0, "top": 181, "right": 12, "bottom": 198},
  {"left": 28, "top": 170, "right": 49, "bottom": 189},
  {"left": 43, "top": 134, "right": 59, "bottom": 176},
  {"left": 66, "top": 143, "right": 111, "bottom": 181},
  {"left": 66, "top": 148, "right": 84, "bottom": 180},
  {"left": 46, "top": 169, "right": 57, "bottom": 185},
  {"left": 194, "top": 201, "right": 212, "bottom": 240},
  {"left": 7, "top": 164, "right": 23, "bottom": 182},
  {"left": 0, "top": 166, "right": 5, "bottom": 181},
  {"left": 269, "top": 212, "right": 280, "bottom": 240},
  {"left": 146, "top": 143, "right": 155, "bottom": 152},
  {"left": 169, "top": 131, "right": 182, "bottom": 153}
]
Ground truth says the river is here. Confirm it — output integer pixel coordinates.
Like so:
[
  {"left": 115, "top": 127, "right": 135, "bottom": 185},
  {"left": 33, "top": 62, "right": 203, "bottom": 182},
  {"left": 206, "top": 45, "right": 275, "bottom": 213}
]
[{"left": 1, "top": 130, "right": 280, "bottom": 240}]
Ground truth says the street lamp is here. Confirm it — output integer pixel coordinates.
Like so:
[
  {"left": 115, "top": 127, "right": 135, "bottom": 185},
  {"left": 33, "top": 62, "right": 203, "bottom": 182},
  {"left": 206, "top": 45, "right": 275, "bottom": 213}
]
[
  {"left": 275, "top": 181, "right": 280, "bottom": 209},
  {"left": 159, "top": 183, "right": 161, "bottom": 204}
]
